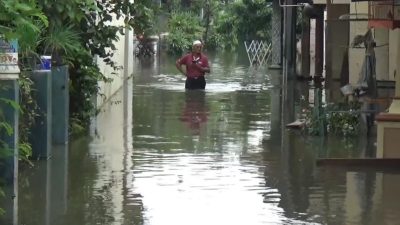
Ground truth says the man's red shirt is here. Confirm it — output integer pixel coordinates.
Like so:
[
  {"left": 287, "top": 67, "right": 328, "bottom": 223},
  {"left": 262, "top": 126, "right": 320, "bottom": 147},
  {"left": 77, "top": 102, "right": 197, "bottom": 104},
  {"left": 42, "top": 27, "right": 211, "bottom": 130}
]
[{"left": 177, "top": 53, "right": 209, "bottom": 78}]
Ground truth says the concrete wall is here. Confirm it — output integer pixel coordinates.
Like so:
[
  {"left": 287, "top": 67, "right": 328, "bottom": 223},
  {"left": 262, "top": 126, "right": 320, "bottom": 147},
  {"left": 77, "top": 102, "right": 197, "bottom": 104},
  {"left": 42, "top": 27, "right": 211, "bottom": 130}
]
[{"left": 96, "top": 9, "right": 134, "bottom": 108}]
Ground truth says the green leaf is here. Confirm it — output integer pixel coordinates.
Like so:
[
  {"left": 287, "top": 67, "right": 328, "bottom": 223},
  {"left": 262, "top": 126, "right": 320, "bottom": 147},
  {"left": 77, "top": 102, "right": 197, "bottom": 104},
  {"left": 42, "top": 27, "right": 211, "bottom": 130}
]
[
  {"left": 1, "top": 98, "right": 21, "bottom": 111},
  {"left": 56, "top": 4, "right": 64, "bottom": 13},
  {"left": 0, "top": 122, "right": 13, "bottom": 136},
  {"left": 14, "top": 3, "right": 34, "bottom": 12}
]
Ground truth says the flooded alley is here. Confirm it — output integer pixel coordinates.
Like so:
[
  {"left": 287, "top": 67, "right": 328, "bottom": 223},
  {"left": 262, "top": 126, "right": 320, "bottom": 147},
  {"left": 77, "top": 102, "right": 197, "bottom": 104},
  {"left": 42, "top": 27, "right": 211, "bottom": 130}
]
[{"left": 15, "top": 51, "right": 400, "bottom": 225}]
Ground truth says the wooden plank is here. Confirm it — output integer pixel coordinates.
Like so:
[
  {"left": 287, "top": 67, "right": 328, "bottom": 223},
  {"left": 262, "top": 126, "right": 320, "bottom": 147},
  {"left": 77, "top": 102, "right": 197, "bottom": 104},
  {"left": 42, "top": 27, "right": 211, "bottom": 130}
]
[
  {"left": 376, "top": 113, "right": 400, "bottom": 122},
  {"left": 316, "top": 158, "right": 400, "bottom": 168}
]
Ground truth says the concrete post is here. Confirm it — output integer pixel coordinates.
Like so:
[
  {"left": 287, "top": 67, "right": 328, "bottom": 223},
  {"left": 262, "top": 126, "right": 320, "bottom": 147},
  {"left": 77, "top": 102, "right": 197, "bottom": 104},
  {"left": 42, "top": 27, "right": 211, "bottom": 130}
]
[
  {"left": 0, "top": 39, "right": 19, "bottom": 225},
  {"left": 283, "top": 0, "right": 297, "bottom": 79},
  {"left": 269, "top": 69, "right": 282, "bottom": 143},
  {"left": 315, "top": 5, "right": 325, "bottom": 78},
  {"left": 30, "top": 70, "right": 52, "bottom": 159},
  {"left": 301, "top": 16, "right": 311, "bottom": 78},
  {"left": 51, "top": 66, "right": 69, "bottom": 145}
]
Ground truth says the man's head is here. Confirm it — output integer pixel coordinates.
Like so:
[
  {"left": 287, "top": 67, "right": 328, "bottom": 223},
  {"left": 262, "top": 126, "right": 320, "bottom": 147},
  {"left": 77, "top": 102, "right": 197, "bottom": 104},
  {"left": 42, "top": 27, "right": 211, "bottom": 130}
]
[{"left": 192, "top": 40, "right": 202, "bottom": 53}]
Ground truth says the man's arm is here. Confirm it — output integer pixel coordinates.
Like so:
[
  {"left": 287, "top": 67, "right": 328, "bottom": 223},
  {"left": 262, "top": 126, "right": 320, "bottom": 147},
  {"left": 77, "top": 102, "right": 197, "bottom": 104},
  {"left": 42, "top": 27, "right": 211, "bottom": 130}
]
[
  {"left": 194, "top": 64, "right": 210, "bottom": 73},
  {"left": 195, "top": 57, "right": 210, "bottom": 73},
  {"left": 176, "top": 59, "right": 186, "bottom": 75}
]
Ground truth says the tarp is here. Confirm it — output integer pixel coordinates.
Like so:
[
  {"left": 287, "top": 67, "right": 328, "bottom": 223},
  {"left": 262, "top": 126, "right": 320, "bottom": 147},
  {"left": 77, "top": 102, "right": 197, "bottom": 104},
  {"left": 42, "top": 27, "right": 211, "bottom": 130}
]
[{"left": 356, "top": 30, "right": 378, "bottom": 98}]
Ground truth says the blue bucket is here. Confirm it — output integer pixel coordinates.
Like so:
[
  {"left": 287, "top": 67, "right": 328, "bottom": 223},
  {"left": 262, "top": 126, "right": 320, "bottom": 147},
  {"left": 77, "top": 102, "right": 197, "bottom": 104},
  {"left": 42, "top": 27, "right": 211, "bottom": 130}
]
[{"left": 40, "top": 56, "right": 51, "bottom": 70}]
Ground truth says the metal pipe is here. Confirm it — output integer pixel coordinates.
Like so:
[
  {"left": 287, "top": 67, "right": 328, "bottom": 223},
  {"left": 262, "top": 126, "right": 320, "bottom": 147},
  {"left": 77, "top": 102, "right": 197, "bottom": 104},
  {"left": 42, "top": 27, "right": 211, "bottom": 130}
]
[{"left": 279, "top": 0, "right": 305, "bottom": 7}]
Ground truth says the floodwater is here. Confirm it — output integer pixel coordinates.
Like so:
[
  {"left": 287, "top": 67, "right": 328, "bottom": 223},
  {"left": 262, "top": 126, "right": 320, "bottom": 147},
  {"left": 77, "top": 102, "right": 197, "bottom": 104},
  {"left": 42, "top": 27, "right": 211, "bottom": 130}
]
[{"left": 5, "top": 50, "right": 400, "bottom": 225}]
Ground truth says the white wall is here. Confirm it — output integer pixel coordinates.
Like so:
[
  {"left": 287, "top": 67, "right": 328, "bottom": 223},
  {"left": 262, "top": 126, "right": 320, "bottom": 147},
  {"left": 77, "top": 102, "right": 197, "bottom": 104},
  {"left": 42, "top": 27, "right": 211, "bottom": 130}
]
[{"left": 96, "top": 9, "right": 134, "bottom": 108}]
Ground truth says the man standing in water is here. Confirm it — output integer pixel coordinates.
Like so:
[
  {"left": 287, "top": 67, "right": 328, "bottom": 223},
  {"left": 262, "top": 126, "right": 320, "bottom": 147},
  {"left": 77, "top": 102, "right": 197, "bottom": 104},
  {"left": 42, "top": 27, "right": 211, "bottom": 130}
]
[{"left": 176, "top": 40, "right": 210, "bottom": 89}]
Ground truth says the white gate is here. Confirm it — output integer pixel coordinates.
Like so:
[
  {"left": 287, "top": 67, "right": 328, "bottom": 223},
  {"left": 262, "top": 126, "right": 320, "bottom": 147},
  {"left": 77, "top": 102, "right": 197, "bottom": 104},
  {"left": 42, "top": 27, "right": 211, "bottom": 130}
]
[{"left": 244, "top": 40, "right": 271, "bottom": 67}]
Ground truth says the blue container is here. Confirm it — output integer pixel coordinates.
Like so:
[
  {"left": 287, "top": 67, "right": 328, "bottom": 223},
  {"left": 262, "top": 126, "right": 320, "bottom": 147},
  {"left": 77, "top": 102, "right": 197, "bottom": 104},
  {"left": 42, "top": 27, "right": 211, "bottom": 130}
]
[{"left": 40, "top": 56, "right": 52, "bottom": 70}]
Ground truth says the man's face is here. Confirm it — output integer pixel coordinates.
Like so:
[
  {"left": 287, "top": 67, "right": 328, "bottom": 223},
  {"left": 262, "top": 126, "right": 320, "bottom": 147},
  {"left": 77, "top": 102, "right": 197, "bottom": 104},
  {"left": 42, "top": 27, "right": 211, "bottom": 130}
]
[{"left": 193, "top": 44, "right": 202, "bottom": 53}]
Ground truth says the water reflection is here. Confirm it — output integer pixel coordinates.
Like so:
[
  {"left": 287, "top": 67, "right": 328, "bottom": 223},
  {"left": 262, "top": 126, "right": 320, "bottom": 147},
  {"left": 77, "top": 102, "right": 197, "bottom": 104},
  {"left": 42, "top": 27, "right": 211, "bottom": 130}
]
[
  {"left": 17, "top": 145, "right": 68, "bottom": 225},
  {"left": 179, "top": 91, "right": 209, "bottom": 135},
  {"left": 9, "top": 50, "right": 400, "bottom": 225}
]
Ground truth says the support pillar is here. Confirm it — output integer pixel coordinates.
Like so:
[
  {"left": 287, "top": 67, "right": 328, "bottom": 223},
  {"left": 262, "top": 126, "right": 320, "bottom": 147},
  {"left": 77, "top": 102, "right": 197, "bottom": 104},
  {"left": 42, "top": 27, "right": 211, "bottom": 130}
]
[
  {"left": 375, "top": 34, "right": 400, "bottom": 158},
  {"left": 315, "top": 5, "right": 325, "bottom": 79},
  {"left": 283, "top": 0, "right": 298, "bottom": 79},
  {"left": 30, "top": 70, "right": 52, "bottom": 159},
  {"left": 270, "top": 0, "right": 283, "bottom": 69},
  {"left": 0, "top": 39, "right": 20, "bottom": 225},
  {"left": 51, "top": 66, "right": 69, "bottom": 145},
  {"left": 18, "top": 145, "right": 69, "bottom": 225},
  {"left": 301, "top": 15, "right": 311, "bottom": 78},
  {"left": 269, "top": 69, "right": 282, "bottom": 143}
]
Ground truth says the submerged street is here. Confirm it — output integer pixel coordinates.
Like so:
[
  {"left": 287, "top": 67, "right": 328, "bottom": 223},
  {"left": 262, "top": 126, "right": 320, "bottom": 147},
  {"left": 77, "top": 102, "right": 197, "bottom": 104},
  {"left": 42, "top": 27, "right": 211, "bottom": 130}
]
[{"left": 17, "top": 51, "right": 400, "bottom": 225}]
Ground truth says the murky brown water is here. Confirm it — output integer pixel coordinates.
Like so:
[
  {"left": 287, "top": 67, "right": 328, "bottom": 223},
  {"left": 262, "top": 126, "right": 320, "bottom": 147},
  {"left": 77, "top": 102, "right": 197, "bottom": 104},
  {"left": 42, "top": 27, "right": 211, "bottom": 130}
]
[{"left": 6, "top": 50, "right": 400, "bottom": 225}]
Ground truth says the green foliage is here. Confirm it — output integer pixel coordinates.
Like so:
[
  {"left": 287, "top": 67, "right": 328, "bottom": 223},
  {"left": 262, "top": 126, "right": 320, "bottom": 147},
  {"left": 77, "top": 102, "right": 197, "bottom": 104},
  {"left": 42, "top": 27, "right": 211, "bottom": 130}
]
[
  {"left": 71, "top": 0, "right": 156, "bottom": 69},
  {"left": 0, "top": 0, "right": 48, "bottom": 40},
  {"left": 0, "top": 83, "right": 33, "bottom": 161},
  {"left": 36, "top": 0, "right": 155, "bottom": 133},
  {"left": 70, "top": 118, "right": 87, "bottom": 137},
  {"left": 166, "top": 11, "right": 204, "bottom": 54},
  {"left": 0, "top": 97, "right": 16, "bottom": 217},
  {"left": 69, "top": 50, "right": 111, "bottom": 136},
  {"left": 1, "top": 0, "right": 159, "bottom": 138},
  {"left": 14, "top": 21, "right": 44, "bottom": 70},
  {"left": 305, "top": 103, "right": 326, "bottom": 136},
  {"left": 19, "top": 142, "right": 33, "bottom": 165},
  {"left": 40, "top": 24, "right": 83, "bottom": 66},
  {"left": 305, "top": 101, "right": 362, "bottom": 137},
  {"left": 325, "top": 101, "right": 362, "bottom": 136},
  {"left": 225, "top": 0, "right": 272, "bottom": 41},
  {"left": 18, "top": 74, "right": 39, "bottom": 160},
  {"left": 0, "top": 187, "right": 4, "bottom": 216},
  {"left": 210, "top": 10, "right": 239, "bottom": 50},
  {"left": 206, "top": 32, "right": 224, "bottom": 49},
  {"left": 162, "top": 0, "right": 272, "bottom": 52},
  {"left": 0, "top": 97, "right": 12, "bottom": 157},
  {"left": 129, "top": 0, "right": 157, "bottom": 36},
  {"left": 0, "top": 107, "right": 13, "bottom": 137},
  {"left": 38, "top": 0, "right": 95, "bottom": 26}
]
